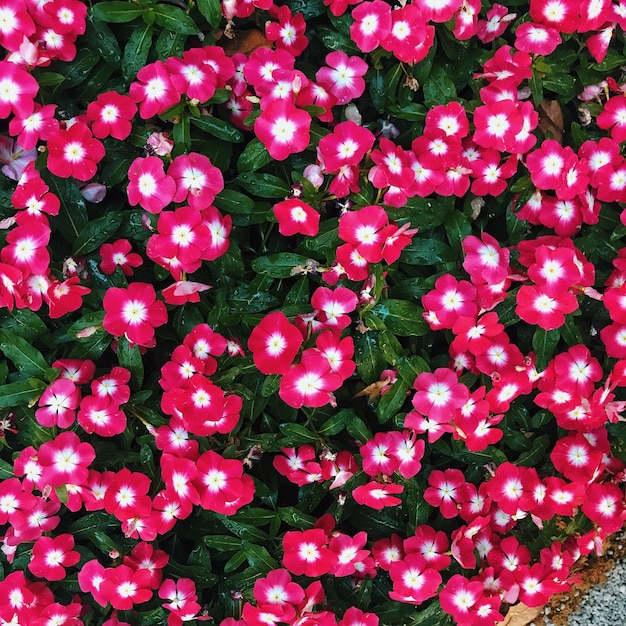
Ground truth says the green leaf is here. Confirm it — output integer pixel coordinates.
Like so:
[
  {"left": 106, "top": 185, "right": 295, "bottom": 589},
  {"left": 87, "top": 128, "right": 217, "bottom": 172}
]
[
  {"left": 150, "top": 5, "right": 198, "bottom": 34},
  {"left": 154, "top": 28, "right": 187, "bottom": 60},
  {"left": 0, "top": 378, "right": 47, "bottom": 409},
  {"left": 72, "top": 211, "right": 123, "bottom": 256},
  {"left": 532, "top": 327, "right": 560, "bottom": 372},
  {"left": 172, "top": 111, "right": 192, "bottom": 152},
  {"left": 346, "top": 415, "right": 373, "bottom": 443},
  {"left": 318, "top": 410, "right": 349, "bottom": 436},
  {"left": 242, "top": 541, "right": 278, "bottom": 573},
  {"left": 376, "top": 379, "right": 410, "bottom": 423},
  {"left": 91, "top": 2, "right": 144, "bottom": 23},
  {"left": 237, "top": 138, "right": 273, "bottom": 173},
  {"left": 252, "top": 253, "right": 313, "bottom": 278},
  {"left": 279, "top": 423, "right": 319, "bottom": 445},
  {"left": 0, "top": 330, "right": 48, "bottom": 379},
  {"left": 277, "top": 506, "right": 317, "bottom": 529},
  {"left": 214, "top": 189, "right": 255, "bottom": 214},
  {"left": 444, "top": 211, "right": 471, "bottom": 255},
  {"left": 516, "top": 434, "right": 550, "bottom": 467},
  {"left": 354, "top": 332, "right": 386, "bottom": 383},
  {"left": 369, "top": 69, "right": 387, "bottom": 113},
  {"left": 191, "top": 115, "right": 243, "bottom": 142},
  {"left": 422, "top": 64, "right": 457, "bottom": 108},
  {"left": 122, "top": 22, "right": 153, "bottom": 82},
  {"left": 395, "top": 355, "right": 430, "bottom": 386},
  {"left": 0, "top": 309, "right": 48, "bottom": 341},
  {"left": 117, "top": 336, "right": 144, "bottom": 389},
  {"left": 406, "top": 481, "right": 430, "bottom": 527},
  {"left": 371, "top": 300, "right": 427, "bottom": 337},
  {"left": 203, "top": 535, "right": 242, "bottom": 551},
  {"left": 85, "top": 16, "right": 121, "bottom": 66},
  {"left": 46, "top": 176, "right": 88, "bottom": 243},
  {"left": 196, "top": 0, "right": 223, "bottom": 27},
  {"left": 530, "top": 68, "right": 544, "bottom": 105},
  {"left": 235, "top": 172, "right": 291, "bottom": 198},
  {"left": 399, "top": 196, "right": 454, "bottom": 229},
  {"left": 401, "top": 238, "right": 454, "bottom": 265},
  {"left": 57, "top": 48, "right": 100, "bottom": 88}
]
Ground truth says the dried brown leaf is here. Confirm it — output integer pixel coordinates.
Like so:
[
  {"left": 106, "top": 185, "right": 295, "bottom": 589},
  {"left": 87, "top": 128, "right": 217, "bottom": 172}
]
[
  {"left": 221, "top": 29, "right": 272, "bottom": 56},
  {"left": 538, "top": 99, "right": 564, "bottom": 143},
  {"left": 497, "top": 602, "right": 544, "bottom": 626}
]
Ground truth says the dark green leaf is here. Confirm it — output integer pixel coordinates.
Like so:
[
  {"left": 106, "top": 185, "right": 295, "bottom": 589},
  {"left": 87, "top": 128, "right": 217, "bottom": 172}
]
[
  {"left": 444, "top": 210, "right": 471, "bottom": 255},
  {"left": 369, "top": 69, "right": 387, "bottom": 113},
  {"left": 401, "top": 238, "right": 454, "bottom": 265},
  {"left": 376, "top": 379, "right": 410, "bottom": 423},
  {"left": 154, "top": 28, "right": 187, "bottom": 60},
  {"left": 346, "top": 415, "right": 373, "bottom": 443},
  {"left": 91, "top": 2, "right": 144, "bottom": 23},
  {"left": 196, "top": 0, "right": 223, "bottom": 27},
  {"left": 277, "top": 506, "right": 317, "bottom": 529},
  {"left": 395, "top": 356, "right": 430, "bottom": 386},
  {"left": 235, "top": 172, "right": 291, "bottom": 198},
  {"left": 237, "top": 139, "right": 273, "bottom": 173},
  {"left": 46, "top": 176, "right": 88, "bottom": 243},
  {"left": 242, "top": 541, "right": 278, "bottom": 573},
  {"left": 516, "top": 434, "right": 550, "bottom": 467},
  {"left": 0, "top": 378, "right": 47, "bottom": 409},
  {"left": 399, "top": 196, "right": 454, "bottom": 229},
  {"left": 150, "top": 5, "right": 198, "bottom": 34},
  {"left": 72, "top": 211, "right": 123, "bottom": 256},
  {"left": 354, "top": 332, "right": 386, "bottom": 383},
  {"left": 214, "top": 189, "right": 255, "bottom": 214},
  {"left": 0, "top": 330, "right": 48, "bottom": 379},
  {"left": 279, "top": 423, "right": 319, "bottom": 445},
  {"left": 422, "top": 64, "right": 457, "bottom": 107},
  {"left": 85, "top": 16, "right": 121, "bottom": 66},
  {"left": 371, "top": 300, "right": 427, "bottom": 337},
  {"left": 122, "top": 22, "right": 153, "bottom": 82},
  {"left": 252, "top": 253, "right": 313, "bottom": 278},
  {"left": 0, "top": 309, "right": 48, "bottom": 341},
  {"left": 191, "top": 115, "right": 243, "bottom": 142},
  {"left": 203, "top": 535, "right": 242, "bottom": 551},
  {"left": 117, "top": 336, "right": 144, "bottom": 389},
  {"left": 532, "top": 327, "right": 560, "bottom": 372},
  {"left": 172, "top": 111, "right": 192, "bottom": 152}
]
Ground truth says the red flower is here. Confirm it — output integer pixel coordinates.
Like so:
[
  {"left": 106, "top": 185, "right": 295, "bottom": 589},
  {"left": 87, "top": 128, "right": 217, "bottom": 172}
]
[
  {"left": 28, "top": 533, "right": 80, "bottom": 581},
  {"left": 38, "top": 430, "right": 95, "bottom": 488},
  {"left": 86, "top": 90, "right": 137, "bottom": 140},
  {"left": 9, "top": 103, "right": 59, "bottom": 150},
  {"left": 273, "top": 198, "right": 320, "bottom": 236},
  {"left": 35, "top": 378, "right": 80, "bottom": 428},
  {"left": 282, "top": 529, "right": 338, "bottom": 577},
  {"left": 46, "top": 122, "right": 105, "bottom": 181},
  {"left": 279, "top": 355, "right": 342, "bottom": 408},
  {"left": 254, "top": 98, "right": 311, "bottom": 161},
  {"left": 316, "top": 52, "right": 368, "bottom": 106},
  {"left": 129, "top": 60, "right": 179, "bottom": 119},
  {"left": 423, "top": 468, "right": 466, "bottom": 518},
  {"left": 127, "top": 156, "right": 176, "bottom": 214},
  {"left": 388, "top": 553, "right": 442, "bottom": 605},
  {"left": 0, "top": 60, "right": 39, "bottom": 118},
  {"left": 168, "top": 152, "right": 224, "bottom": 209},
  {"left": 266, "top": 5, "right": 308, "bottom": 56},
  {"left": 353, "top": 481, "right": 404, "bottom": 509},
  {"left": 103, "top": 282, "right": 168, "bottom": 348},
  {"left": 350, "top": 1, "right": 392, "bottom": 53},
  {"left": 248, "top": 311, "right": 303, "bottom": 375},
  {"left": 100, "top": 239, "right": 143, "bottom": 276},
  {"left": 45, "top": 276, "right": 91, "bottom": 319}
]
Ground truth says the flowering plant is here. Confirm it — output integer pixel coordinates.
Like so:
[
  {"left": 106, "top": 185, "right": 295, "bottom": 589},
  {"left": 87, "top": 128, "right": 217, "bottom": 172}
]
[{"left": 1, "top": 0, "right": 626, "bottom": 625}]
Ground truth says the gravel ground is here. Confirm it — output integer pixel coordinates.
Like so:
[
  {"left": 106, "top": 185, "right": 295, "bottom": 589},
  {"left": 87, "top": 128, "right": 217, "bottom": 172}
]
[{"left": 539, "top": 557, "right": 626, "bottom": 626}]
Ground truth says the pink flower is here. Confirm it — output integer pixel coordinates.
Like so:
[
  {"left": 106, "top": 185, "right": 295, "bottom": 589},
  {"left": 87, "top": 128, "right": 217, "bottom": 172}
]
[
  {"left": 86, "top": 91, "right": 137, "bottom": 140},
  {"left": 129, "top": 60, "right": 179, "bottom": 119},
  {"left": 168, "top": 152, "right": 224, "bottom": 209},
  {"left": 282, "top": 529, "right": 337, "bottom": 577},
  {"left": 273, "top": 198, "right": 320, "bottom": 236},
  {"left": 248, "top": 311, "right": 303, "bottom": 375},
  {"left": 353, "top": 481, "right": 404, "bottom": 509},
  {"left": 254, "top": 99, "right": 311, "bottom": 161},
  {"left": 350, "top": 1, "right": 392, "bottom": 53},
  {"left": 46, "top": 122, "right": 105, "bottom": 181},
  {"left": 103, "top": 282, "right": 168, "bottom": 348},
  {"left": 100, "top": 239, "right": 143, "bottom": 276},
  {"left": 28, "top": 534, "right": 80, "bottom": 581},
  {"left": 316, "top": 51, "right": 368, "bottom": 105},
  {"left": 35, "top": 378, "right": 80, "bottom": 428},
  {"left": 127, "top": 156, "right": 176, "bottom": 214},
  {"left": 0, "top": 60, "right": 39, "bottom": 119}
]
